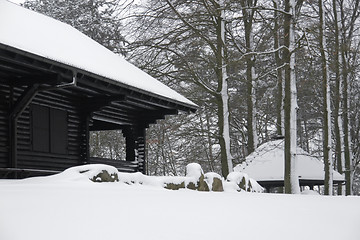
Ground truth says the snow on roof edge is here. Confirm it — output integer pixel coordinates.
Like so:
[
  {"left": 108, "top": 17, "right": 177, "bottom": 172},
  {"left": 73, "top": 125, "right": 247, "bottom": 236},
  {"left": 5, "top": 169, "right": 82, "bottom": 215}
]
[{"left": 0, "top": 0, "right": 197, "bottom": 109}]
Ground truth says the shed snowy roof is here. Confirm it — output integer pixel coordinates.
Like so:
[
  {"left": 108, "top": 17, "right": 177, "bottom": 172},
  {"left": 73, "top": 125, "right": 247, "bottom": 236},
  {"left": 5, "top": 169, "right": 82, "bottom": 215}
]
[
  {"left": 0, "top": 0, "right": 196, "bottom": 109},
  {"left": 234, "top": 140, "right": 344, "bottom": 184}
]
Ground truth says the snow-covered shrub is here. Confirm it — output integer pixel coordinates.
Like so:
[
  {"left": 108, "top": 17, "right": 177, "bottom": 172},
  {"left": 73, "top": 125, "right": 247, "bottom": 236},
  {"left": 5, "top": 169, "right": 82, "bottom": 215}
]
[{"left": 227, "top": 172, "right": 263, "bottom": 193}]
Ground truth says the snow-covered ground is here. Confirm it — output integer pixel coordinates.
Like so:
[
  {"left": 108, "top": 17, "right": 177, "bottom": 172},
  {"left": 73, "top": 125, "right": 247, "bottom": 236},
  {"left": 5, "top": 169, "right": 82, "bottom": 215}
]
[{"left": 0, "top": 167, "right": 359, "bottom": 240}]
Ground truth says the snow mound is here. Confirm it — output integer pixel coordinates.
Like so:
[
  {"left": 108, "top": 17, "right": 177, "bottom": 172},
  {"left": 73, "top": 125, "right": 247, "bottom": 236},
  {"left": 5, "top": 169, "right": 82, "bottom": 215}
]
[
  {"left": 301, "top": 190, "right": 320, "bottom": 195},
  {"left": 15, "top": 163, "right": 264, "bottom": 194},
  {"left": 17, "top": 164, "right": 119, "bottom": 183},
  {"left": 186, "top": 163, "right": 203, "bottom": 178},
  {"left": 66, "top": 164, "right": 119, "bottom": 182}
]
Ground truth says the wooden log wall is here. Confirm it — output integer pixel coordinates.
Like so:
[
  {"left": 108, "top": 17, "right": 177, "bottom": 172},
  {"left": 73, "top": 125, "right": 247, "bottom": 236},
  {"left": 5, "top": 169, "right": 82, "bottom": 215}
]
[
  {"left": 0, "top": 82, "right": 143, "bottom": 174},
  {"left": 13, "top": 85, "right": 85, "bottom": 171},
  {"left": 0, "top": 82, "right": 9, "bottom": 168}
]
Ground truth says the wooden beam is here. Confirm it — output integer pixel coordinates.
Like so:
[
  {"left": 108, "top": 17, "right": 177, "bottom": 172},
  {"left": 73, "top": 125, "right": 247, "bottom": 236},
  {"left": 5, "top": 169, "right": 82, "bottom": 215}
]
[
  {"left": 80, "top": 95, "right": 127, "bottom": 113},
  {"left": 9, "top": 84, "right": 40, "bottom": 169},
  {"left": 92, "top": 111, "right": 133, "bottom": 124},
  {"left": 90, "top": 120, "right": 125, "bottom": 131},
  {"left": 76, "top": 77, "right": 125, "bottom": 96},
  {"left": 10, "top": 84, "right": 40, "bottom": 119},
  {"left": 92, "top": 115, "right": 132, "bottom": 126}
]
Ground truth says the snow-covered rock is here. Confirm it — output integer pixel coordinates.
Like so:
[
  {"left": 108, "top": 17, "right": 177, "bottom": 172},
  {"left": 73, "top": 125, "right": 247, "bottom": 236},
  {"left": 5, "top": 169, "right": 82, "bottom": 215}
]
[
  {"left": 227, "top": 172, "right": 264, "bottom": 193},
  {"left": 183, "top": 163, "right": 208, "bottom": 191},
  {"left": 204, "top": 172, "right": 224, "bottom": 192},
  {"left": 63, "top": 164, "right": 119, "bottom": 182}
]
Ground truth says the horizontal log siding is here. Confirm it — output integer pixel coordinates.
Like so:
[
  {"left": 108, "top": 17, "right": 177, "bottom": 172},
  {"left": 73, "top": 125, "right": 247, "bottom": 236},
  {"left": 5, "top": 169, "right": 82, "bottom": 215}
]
[
  {"left": 0, "top": 83, "right": 9, "bottom": 168},
  {"left": 14, "top": 86, "right": 84, "bottom": 171}
]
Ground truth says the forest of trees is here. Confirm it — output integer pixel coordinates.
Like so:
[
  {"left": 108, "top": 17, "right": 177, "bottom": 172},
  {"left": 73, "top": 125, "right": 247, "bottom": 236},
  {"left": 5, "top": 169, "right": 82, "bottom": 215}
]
[{"left": 23, "top": 0, "right": 360, "bottom": 195}]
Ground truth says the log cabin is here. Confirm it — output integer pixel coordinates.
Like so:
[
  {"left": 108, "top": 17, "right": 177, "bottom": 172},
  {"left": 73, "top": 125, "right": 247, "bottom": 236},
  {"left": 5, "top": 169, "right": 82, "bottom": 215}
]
[{"left": 0, "top": 0, "right": 197, "bottom": 178}]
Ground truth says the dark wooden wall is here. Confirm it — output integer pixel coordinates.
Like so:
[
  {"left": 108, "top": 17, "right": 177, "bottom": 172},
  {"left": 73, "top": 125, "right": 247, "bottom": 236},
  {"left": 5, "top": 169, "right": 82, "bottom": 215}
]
[
  {"left": 0, "top": 82, "right": 86, "bottom": 172},
  {"left": 0, "top": 82, "right": 9, "bottom": 168},
  {"left": 18, "top": 90, "right": 83, "bottom": 171},
  {"left": 0, "top": 80, "right": 147, "bottom": 175}
]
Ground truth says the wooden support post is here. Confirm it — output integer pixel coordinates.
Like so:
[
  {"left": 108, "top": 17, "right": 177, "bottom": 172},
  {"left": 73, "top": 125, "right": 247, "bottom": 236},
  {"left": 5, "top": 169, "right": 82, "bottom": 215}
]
[
  {"left": 123, "top": 127, "right": 136, "bottom": 162},
  {"left": 136, "top": 127, "right": 146, "bottom": 174},
  {"left": 85, "top": 115, "right": 90, "bottom": 164},
  {"left": 79, "top": 113, "right": 91, "bottom": 165},
  {"left": 9, "top": 84, "right": 40, "bottom": 170},
  {"left": 122, "top": 126, "right": 147, "bottom": 174}
]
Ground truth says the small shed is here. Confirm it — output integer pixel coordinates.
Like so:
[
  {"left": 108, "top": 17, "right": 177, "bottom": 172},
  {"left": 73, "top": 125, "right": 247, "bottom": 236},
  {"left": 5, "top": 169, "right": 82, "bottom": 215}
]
[
  {"left": 0, "top": 1, "right": 197, "bottom": 178},
  {"left": 234, "top": 139, "right": 345, "bottom": 191}
]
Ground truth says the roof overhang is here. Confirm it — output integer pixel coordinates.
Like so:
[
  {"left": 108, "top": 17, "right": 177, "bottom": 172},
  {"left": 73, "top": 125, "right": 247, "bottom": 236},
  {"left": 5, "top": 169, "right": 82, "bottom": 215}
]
[
  {"left": 0, "top": 44, "right": 196, "bottom": 129},
  {"left": 0, "top": 0, "right": 197, "bottom": 119}
]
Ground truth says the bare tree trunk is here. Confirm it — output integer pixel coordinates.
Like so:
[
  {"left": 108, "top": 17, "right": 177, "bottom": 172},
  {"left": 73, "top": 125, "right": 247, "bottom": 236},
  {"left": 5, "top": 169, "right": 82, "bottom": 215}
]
[
  {"left": 332, "top": 0, "right": 344, "bottom": 195},
  {"left": 241, "top": 0, "right": 258, "bottom": 154},
  {"left": 339, "top": 0, "right": 357, "bottom": 195},
  {"left": 343, "top": 66, "right": 352, "bottom": 195},
  {"left": 217, "top": 0, "right": 233, "bottom": 177},
  {"left": 284, "top": 0, "right": 300, "bottom": 194},
  {"left": 319, "top": 0, "right": 333, "bottom": 195},
  {"left": 342, "top": 55, "right": 352, "bottom": 195},
  {"left": 273, "top": 0, "right": 284, "bottom": 136}
]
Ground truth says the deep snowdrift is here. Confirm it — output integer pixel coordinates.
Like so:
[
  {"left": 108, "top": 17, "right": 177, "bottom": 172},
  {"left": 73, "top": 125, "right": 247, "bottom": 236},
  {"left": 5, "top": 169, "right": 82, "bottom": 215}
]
[{"left": 0, "top": 167, "right": 359, "bottom": 240}]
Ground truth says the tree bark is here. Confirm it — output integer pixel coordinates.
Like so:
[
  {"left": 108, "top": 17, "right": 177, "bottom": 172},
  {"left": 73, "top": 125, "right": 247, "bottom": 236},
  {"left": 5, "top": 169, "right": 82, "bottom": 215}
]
[
  {"left": 342, "top": 53, "right": 352, "bottom": 195},
  {"left": 216, "top": 0, "right": 233, "bottom": 177},
  {"left": 319, "top": 0, "right": 333, "bottom": 195},
  {"left": 241, "top": 0, "right": 258, "bottom": 154},
  {"left": 332, "top": 0, "right": 344, "bottom": 195},
  {"left": 284, "top": 0, "right": 300, "bottom": 194},
  {"left": 273, "top": 0, "right": 284, "bottom": 136},
  {"left": 340, "top": 1, "right": 355, "bottom": 195}
]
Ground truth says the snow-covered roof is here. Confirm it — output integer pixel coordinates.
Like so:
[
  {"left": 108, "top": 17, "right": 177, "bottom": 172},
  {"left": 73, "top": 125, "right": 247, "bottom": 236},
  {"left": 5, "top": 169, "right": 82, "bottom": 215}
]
[
  {"left": 0, "top": 0, "right": 196, "bottom": 108},
  {"left": 234, "top": 139, "right": 344, "bottom": 183}
]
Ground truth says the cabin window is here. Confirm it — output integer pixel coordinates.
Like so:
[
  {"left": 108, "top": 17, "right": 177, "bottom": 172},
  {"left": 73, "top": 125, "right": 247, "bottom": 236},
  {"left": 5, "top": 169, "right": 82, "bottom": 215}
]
[{"left": 31, "top": 105, "right": 68, "bottom": 154}]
